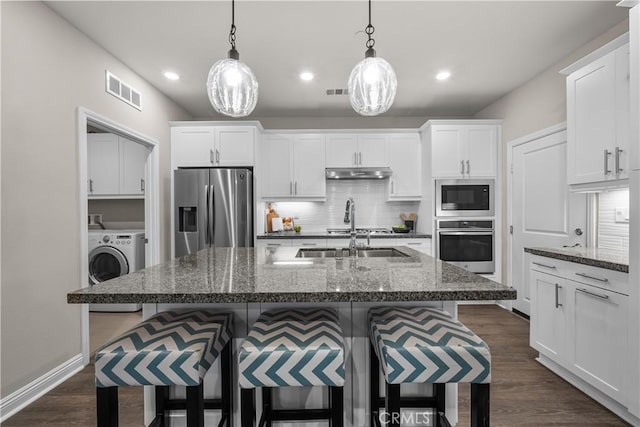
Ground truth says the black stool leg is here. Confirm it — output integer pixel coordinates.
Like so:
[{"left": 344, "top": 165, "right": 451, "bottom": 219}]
[
  {"left": 261, "top": 387, "right": 273, "bottom": 427},
  {"left": 385, "top": 382, "right": 401, "bottom": 427},
  {"left": 329, "top": 386, "right": 344, "bottom": 427},
  {"left": 471, "top": 383, "right": 490, "bottom": 427},
  {"left": 370, "top": 343, "right": 380, "bottom": 426},
  {"left": 435, "top": 384, "right": 446, "bottom": 427},
  {"left": 186, "top": 383, "right": 204, "bottom": 427},
  {"left": 96, "top": 386, "right": 118, "bottom": 427},
  {"left": 241, "top": 388, "right": 256, "bottom": 427},
  {"left": 154, "top": 386, "right": 169, "bottom": 427},
  {"left": 221, "top": 341, "right": 233, "bottom": 426}
]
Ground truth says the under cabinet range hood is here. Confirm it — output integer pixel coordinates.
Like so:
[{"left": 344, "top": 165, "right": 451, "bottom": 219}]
[{"left": 325, "top": 167, "right": 393, "bottom": 180}]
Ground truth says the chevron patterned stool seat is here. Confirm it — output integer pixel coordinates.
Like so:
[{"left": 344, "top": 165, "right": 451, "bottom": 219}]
[
  {"left": 239, "top": 308, "right": 345, "bottom": 427},
  {"left": 368, "top": 307, "right": 492, "bottom": 427},
  {"left": 95, "top": 309, "right": 234, "bottom": 427}
]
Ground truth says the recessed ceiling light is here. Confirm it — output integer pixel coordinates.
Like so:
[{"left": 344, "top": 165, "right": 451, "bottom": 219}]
[
  {"left": 436, "top": 71, "right": 451, "bottom": 81},
  {"left": 300, "top": 72, "right": 314, "bottom": 81},
  {"left": 163, "top": 71, "right": 180, "bottom": 81}
]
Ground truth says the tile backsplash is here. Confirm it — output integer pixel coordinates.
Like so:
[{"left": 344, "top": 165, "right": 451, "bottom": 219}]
[
  {"left": 261, "top": 180, "right": 420, "bottom": 232},
  {"left": 598, "top": 189, "right": 629, "bottom": 251}
]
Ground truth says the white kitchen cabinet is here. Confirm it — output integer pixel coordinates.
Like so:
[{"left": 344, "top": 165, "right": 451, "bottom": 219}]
[
  {"left": 88, "top": 133, "right": 148, "bottom": 198},
  {"left": 568, "top": 280, "right": 627, "bottom": 402},
  {"left": 325, "top": 133, "right": 388, "bottom": 168},
  {"left": 388, "top": 134, "right": 421, "bottom": 200},
  {"left": 529, "top": 254, "right": 630, "bottom": 408},
  {"left": 429, "top": 124, "right": 498, "bottom": 178},
  {"left": 292, "top": 239, "right": 328, "bottom": 248},
  {"left": 171, "top": 125, "right": 255, "bottom": 168},
  {"left": 88, "top": 133, "right": 120, "bottom": 196},
  {"left": 565, "top": 41, "right": 629, "bottom": 186},
  {"left": 255, "top": 239, "right": 293, "bottom": 249},
  {"left": 400, "top": 238, "right": 432, "bottom": 256},
  {"left": 530, "top": 270, "right": 567, "bottom": 363},
  {"left": 120, "top": 136, "right": 149, "bottom": 196},
  {"left": 261, "top": 134, "right": 326, "bottom": 199}
]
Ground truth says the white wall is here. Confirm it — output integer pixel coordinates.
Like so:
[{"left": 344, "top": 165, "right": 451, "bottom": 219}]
[
  {"left": 260, "top": 180, "right": 420, "bottom": 233},
  {"left": 0, "top": 1, "right": 191, "bottom": 399},
  {"left": 474, "top": 19, "right": 629, "bottom": 283}
]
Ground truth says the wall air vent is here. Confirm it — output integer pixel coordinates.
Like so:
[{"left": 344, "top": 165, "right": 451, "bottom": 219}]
[
  {"left": 105, "top": 70, "right": 142, "bottom": 111},
  {"left": 326, "top": 89, "right": 349, "bottom": 96}
]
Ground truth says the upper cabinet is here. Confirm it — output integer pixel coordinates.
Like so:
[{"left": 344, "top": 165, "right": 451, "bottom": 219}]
[
  {"left": 427, "top": 123, "right": 499, "bottom": 178},
  {"left": 171, "top": 125, "right": 256, "bottom": 168},
  {"left": 262, "top": 134, "right": 326, "bottom": 200},
  {"left": 88, "top": 133, "right": 149, "bottom": 199},
  {"left": 563, "top": 36, "right": 629, "bottom": 188},
  {"left": 388, "top": 133, "right": 422, "bottom": 200},
  {"left": 326, "top": 134, "right": 388, "bottom": 167}
]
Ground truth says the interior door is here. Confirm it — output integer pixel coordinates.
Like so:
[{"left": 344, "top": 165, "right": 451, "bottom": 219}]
[{"left": 511, "top": 129, "right": 586, "bottom": 315}]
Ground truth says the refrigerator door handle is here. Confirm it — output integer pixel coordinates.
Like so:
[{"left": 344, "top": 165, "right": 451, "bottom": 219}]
[
  {"left": 205, "top": 184, "right": 210, "bottom": 244},
  {"left": 210, "top": 183, "right": 215, "bottom": 244}
]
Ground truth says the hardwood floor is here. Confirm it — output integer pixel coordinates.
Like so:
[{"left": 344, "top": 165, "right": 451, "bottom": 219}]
[{"left": 2, "top": 305, "right": 629, "bottom": 426}]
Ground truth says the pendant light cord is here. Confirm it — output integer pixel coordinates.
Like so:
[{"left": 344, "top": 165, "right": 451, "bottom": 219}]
[
  {"left": 229, "top": 0, "right": 237, "bottom": 49},
  {"left": 365, "top": 0, "right": 375, "bottom": 49}
]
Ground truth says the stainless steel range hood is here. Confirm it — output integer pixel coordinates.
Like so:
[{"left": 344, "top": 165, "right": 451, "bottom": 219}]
[{"left": 325, "top": 167, "right": 393, "bottom": 180}]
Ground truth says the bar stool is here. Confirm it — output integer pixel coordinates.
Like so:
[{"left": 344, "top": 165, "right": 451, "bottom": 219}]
[
  {"left": 368, "top": 306, "right": 491, "bottom": 427},
  {"left": 95, "top": 309, "right": 234, "bottom": 427},
  {"left": 239, "top": 308, "right": 345, "bottom": 427}
]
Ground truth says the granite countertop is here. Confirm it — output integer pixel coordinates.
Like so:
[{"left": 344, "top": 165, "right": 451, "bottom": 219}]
[
  {"left": 68, "top": 247, "right": 515, "bottom": 304},
  {"left": 524, "top": 247, "right": 629, "bottom": 273},
  {"left": 257, "top": 231, "right": 432, "bottom": 239}
]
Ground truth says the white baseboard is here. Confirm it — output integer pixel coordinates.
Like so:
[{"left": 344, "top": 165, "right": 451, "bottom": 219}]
[{"left": 0, "top": 354, "right": 85, "bottom": 422}]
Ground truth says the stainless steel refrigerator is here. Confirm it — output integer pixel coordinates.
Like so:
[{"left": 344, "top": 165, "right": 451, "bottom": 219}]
[{"left": 174, "top": 168, "right": 253, "bottom": 257}]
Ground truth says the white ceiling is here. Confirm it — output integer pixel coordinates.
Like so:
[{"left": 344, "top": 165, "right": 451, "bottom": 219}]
[{"left": 46, "top": 1, "right": 628, "bottom": 119}]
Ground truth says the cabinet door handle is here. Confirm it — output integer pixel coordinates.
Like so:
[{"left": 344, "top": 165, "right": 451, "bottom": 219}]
[
  {"left": 604, "top": 149, "right": 612, "bottom": 175},
  {"left": 266, "top": 243, "right": 282, "bottom": 247},
  {"left": 407, "top": 242, "right": 422, "bottom": 246},
  {"left": 210, "top": 149, "right": 215, "bottom": 164},
  {"left": 575, "top": 272, "right": 609, "bottom": 283},
  {"left": 577, "top": 287, "right": 609, "bottom": 300},
  {"left": 353, "top": 152, "right": 357, "bottom": 166},
  {"left": 290, "top": 181, "right": 293, "bottom": 195},
  {"left": 615, "top": 146, "right": 623, "bottom": 174},
  {"left": 460, "top": 160, "right": 465, "bottom": 175},
  {"left": 359, "top": 152, "right": 362, "bottom": 165},
  {"left": 555, "top": 283, "right": 563, "bottom": 308},
  {"left": 140, "top": 179, "right": 145, "bottom": 192},
  {"left": 532, "top": 261, "right": 556, "bottom": 269},
  {"left": 391, "top": 180, "right": 394, "bottom": 194},
  {"left": 89, "top": 179, "right": 93, "bottom": 193},
  {"left": 216, "top": 149, "right": 220, "bottom": 164},
  {"left": 295, "top": 181, "right": 298, "bottom": 195},
  {"left": 466, "top": 160, "right": 470, "bottom": 175},
  {"left": 302, "top": 242, "right": 317, "bottom": 246}
]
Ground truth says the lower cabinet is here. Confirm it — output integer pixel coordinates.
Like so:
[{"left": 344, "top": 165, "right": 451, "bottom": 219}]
[
  {"left": 530, "top": 257, "right": 628, "bottom": 406},
  {"left": 255, "top": 239, "right": 292, "bottom": 249}
]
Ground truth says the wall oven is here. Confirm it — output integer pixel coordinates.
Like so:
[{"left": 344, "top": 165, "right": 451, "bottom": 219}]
[
  {"left": 435, "top": 179, "right": 495, "bottom": 217},
  {"left": 436, "top": 219, "right": 495, "bottom": 274}
]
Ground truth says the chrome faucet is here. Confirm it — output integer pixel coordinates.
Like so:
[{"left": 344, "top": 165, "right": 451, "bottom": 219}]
[{"left": 344, "top": 197, "right": 358, "bottom": 254}]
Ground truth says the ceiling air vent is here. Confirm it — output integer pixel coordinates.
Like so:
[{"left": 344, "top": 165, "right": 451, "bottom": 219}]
[
  {"left": 326, "top": 88, "right": 349, "bottom": 96},
  {"left": 105, "top": 70, "right": 142, "bottom": 111}
]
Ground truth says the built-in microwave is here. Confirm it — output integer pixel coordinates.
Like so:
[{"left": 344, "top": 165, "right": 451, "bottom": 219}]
[{"left": 435, "top": 179, "right": 495, "bottom": 217}]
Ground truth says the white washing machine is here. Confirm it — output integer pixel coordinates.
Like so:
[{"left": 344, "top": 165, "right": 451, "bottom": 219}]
[{"left": 88, "top": 230, "right": 145, "bottom": 312}]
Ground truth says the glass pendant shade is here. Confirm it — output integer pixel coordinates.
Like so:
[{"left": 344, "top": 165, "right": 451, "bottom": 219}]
[
  {"left": 348, "top": 56, "right": 397, "bottom": 116},
  {"left": 207, "top": 57, "right": 258, "bottom": 118}
]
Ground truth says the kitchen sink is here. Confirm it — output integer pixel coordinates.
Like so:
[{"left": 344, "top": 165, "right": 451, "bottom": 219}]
[{"left": 295, "top": 247, "right": 410, "bottom": 258}]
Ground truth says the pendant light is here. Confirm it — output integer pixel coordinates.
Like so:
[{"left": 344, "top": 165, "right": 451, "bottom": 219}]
[
  {"left": 348, "top": 0, "right": 397, "bottom": 116},
  {"left": 206, "top": 0, "right": 258, "bottom": 117}
]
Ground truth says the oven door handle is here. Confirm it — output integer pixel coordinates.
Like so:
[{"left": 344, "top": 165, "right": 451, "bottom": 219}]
[{"left": 438, "top": 231, "right": 494, "bottom": 236}]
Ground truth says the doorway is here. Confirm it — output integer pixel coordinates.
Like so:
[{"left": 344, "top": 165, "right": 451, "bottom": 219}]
[
  {"left": 507, "top": 124, "right": 587, "bottom": 316},
  {"left": 77, "top": 107, "right": 160, "bottom": 363}
]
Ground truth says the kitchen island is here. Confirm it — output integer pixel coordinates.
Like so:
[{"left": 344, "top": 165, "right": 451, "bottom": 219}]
[{"left": 68, "top": 246, "right": 515, "bottom": 426}]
